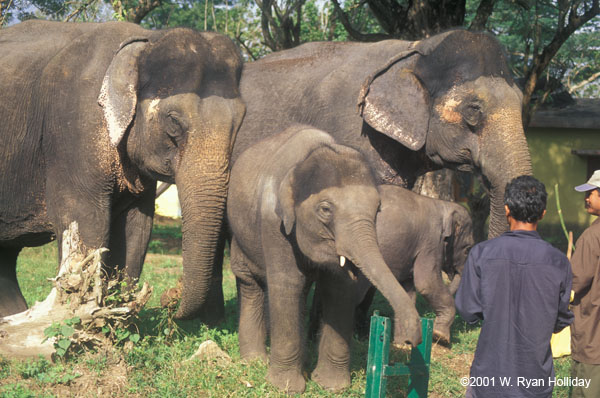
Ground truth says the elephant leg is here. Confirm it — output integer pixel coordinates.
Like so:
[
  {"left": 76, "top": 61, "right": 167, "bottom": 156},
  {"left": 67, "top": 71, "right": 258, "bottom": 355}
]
[
  {"left": 231, "top": 239, "right": 267, "bottom": 361},
  {"left": 402, "top": 279, "right": 417, "bottom": 305},
  {"left": 312, "top": 274, "right": 354, "bottom": 392},
  {"left": 414, "top": 256, "right": 455, "bottom": 345},
  {"left": 355, "top": 286, "right": 376, "bottom": 339},
  {"left": 265, "top": 263, "right": 307, "bottom": 393},
  {"left": 108, "top": 188, "right": 155, "bottom": 281},
  {"left": 308, "top": 280, "right": 322, "bottom": 341},
  {"left": 0, "top": 247, "right": 27, "bottom": 317}
]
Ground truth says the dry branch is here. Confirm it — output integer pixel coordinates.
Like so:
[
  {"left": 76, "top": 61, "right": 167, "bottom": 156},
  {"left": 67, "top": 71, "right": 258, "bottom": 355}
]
[{"left": 0, "top": 222, "right": 152, "bottom": 359}]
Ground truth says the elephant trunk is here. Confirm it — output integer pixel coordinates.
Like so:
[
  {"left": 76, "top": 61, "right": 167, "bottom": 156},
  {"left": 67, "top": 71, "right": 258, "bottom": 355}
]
[
  {"left": 337, "top": 219, "right": 422, "bottom": 346},
  {"left": 481, "top": 111, "right": 533, "bottom": 239},
  {"left": 174, "top": 169, "right": 229, "bottom": 319},
  {"left": 173, "top": 96, "right": 244, "bottom": 319}
]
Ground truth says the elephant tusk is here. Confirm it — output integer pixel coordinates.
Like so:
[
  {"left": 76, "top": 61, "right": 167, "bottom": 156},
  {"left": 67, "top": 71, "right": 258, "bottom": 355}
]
[{"left": 340, "top": 256, "right": 346, "bottom": 267}]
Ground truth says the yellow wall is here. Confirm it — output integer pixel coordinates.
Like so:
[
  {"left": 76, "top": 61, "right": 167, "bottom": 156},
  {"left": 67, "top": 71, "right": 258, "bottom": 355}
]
[
  {"left": 155, "top": 185, "right": 181, "bottom": 219},
  {"left": 526, "top": 127, "right": 600, "bottom": 242}
]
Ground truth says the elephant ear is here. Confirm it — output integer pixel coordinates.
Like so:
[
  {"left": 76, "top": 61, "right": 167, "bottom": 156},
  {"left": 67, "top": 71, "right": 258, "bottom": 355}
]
[
  {"left": 98, "top": 38, "right": 148, "bottom": 147},
  {"left": 357, "top": 50, "right": 429, "bottom": 151},
  {"left": 276, "top": 167, "right": 296, "bottom": 236}
]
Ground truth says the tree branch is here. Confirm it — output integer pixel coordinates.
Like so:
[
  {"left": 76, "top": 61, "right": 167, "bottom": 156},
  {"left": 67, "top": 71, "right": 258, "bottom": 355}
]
[
  {"left": 235, "top": 34, "right": 259, "bottom": 61},
  {"left": 0, "top": 0, "right": 13, "bottom": 26},
  {"left": 128, "top": 0, "right": 163, "bottom": 24},
  {"left": 63, "top": 0, "right": 99, "bottom": 22},
  {"left": 330, "top": 0, "right": 391, "bottom": 42},
  {"left": 568, "top": 70, "right": 600, "bottom": 94},
  {"left": 469, "top": 0, "right": 496, "bottom": 31}
]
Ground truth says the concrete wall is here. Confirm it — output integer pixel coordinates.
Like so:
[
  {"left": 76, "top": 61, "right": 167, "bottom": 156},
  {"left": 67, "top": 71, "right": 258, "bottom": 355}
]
[{"left": 526, "top": 127, "right": 600, "bottom": 246}]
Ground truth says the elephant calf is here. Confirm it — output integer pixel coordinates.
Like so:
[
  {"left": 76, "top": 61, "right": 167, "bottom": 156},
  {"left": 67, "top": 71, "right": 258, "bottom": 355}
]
[
  {"left": 356, "top": 185, "right": 474, "bottom": 344},
  {"left": 227, "top": 125, "right": 421, "bottom": 393}
]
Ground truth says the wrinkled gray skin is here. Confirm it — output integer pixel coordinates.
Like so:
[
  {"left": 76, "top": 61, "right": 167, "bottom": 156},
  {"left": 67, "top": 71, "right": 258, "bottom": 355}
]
[
  {"left": 355, "top": 185, "right": 474, "bottom": 344},
  {"left": 227, "top": 126, "right": 421, "bottom": 393},
  {"left": 206, "top": 29, "right": 533, "bottom": 326},
  {"left": 0, "top": 20, "right": 245, "bottom": 319}
]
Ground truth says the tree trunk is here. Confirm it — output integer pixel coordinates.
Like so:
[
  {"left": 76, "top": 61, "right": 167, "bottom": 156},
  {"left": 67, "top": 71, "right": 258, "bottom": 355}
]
[{"left": 412, "top": 169, "right": 456, "bottom": 201}]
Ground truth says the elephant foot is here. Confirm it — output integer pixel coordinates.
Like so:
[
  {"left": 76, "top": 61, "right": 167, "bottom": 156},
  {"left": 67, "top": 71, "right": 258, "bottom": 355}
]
[
  {"left": 311, "top": 364, "right": 351, "bottom": 392},
  {"left": 267, "top": 366, "right": 306, "bottom": 394}
]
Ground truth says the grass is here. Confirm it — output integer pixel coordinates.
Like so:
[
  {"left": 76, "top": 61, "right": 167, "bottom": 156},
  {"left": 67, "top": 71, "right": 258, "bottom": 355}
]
[{"left": 1, "top": 220, "right": 574, "bottom": 397}]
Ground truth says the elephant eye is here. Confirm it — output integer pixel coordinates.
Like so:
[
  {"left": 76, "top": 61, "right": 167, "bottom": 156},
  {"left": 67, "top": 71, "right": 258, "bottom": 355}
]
[
  {"left": 166, "top": 112, "right": 185, "bottom": 138},
  {"left": 462, "top": 101, "right": 483, "bottom": 128},
  {"left": 317, "top": 202, "right": 333, "bottom": 222}
]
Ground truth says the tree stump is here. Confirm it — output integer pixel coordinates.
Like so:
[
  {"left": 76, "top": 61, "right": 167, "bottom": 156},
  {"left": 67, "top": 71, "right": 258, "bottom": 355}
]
[{"left": 0, "top": 222, "right": 152, "bottom": 359}]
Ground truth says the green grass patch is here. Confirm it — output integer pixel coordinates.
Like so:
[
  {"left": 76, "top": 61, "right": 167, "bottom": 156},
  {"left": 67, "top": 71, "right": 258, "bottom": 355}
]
[{"left": 4, "top": 220, "right": 576, "bottom": 397}]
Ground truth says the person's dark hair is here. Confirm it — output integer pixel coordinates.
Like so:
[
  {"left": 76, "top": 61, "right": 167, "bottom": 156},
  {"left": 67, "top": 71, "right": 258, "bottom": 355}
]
[{"left": 504, "top": 175, "right": 547, "bottom": 223}]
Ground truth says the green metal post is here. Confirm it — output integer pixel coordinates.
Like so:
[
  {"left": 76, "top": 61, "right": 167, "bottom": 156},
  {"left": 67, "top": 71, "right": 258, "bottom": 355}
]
[
  {"left": 407, "top": 317, "right": 433, "bottom": 398},
  {"left": 365, "top": 312, "right": 433, "bottom": 398},
  {"left": 366, "top": 311, "right": 391, "bottom": 398}
]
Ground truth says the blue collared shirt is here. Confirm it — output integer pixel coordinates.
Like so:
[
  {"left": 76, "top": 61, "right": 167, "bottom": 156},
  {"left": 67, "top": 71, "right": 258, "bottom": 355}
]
[{"left": 456, "top": 230, "right": 573, "bottom": 398}]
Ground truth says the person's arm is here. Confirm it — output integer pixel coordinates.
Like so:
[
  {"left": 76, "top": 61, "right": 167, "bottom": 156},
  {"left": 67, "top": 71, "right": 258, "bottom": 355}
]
[
  {"left": 571, "top": 232, "right": 599, "bottom": 296},
  {"left": 455, "top": 248, "right": 483, "bottom": 324},
  {"left": 554, "top": 257, "right": 574, "bottom": 333}
]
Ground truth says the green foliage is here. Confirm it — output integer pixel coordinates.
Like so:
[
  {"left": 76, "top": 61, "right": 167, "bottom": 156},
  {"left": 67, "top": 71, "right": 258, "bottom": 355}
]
[
  {"left": 0, "top": 357, "right": 11, "bottom": 379},
  {"left": 148, "top": 239, "right": 167, "bottom": 253},
  {"left": 17, "top": 357, "right": 80, "bottom": 385},
  {"left": 104, "top": 326, "right": 141, "bottom": 345},
  {"left": 474, "top": 0, "right": 600, "bottom": 99},
  {"left": 0, "top": 384, "right": 39, "bottom": 398},
  {"left": 43, "top": 317, "right": 81, "bottom": 358}
]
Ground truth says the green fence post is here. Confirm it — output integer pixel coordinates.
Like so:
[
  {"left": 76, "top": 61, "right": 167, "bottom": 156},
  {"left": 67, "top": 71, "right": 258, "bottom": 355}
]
[
  {"left": 407, "top": 318, "right": 433, "bottom": 398},
  {"left": 365, "top": 312, "right": 433, "bottom": 398},
  {"left": 366, "top": 311, "right": 390, "bottom": 398}
]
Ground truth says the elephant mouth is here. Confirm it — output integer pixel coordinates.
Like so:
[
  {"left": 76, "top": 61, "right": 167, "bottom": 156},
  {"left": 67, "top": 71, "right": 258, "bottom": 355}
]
[{"left": 338, "top": 255, "right": 360, "bottom": 281}]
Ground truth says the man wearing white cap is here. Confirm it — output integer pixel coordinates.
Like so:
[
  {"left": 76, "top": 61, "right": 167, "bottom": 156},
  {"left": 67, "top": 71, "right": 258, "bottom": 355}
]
[{"left": 571, "top": 170, "right": 600, "bottom": 398}]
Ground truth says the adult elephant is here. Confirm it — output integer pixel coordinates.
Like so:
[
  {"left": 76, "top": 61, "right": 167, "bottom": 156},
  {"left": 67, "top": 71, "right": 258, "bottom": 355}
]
[
  {"left": 0, "top": 20, "right": 245, "bottom": 319},
  {"left": 234, "top": 28, "right": 532, "bottom": 236}
]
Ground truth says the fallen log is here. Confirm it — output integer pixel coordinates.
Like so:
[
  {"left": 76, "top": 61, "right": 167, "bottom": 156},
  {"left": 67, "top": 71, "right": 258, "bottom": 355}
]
[{"left": 0, "top": 222, "right": 152, "bottom": 359}]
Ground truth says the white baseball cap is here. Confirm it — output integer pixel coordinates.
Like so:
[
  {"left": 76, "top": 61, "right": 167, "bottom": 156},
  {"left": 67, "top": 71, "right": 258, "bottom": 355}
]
[{"left": 575, "top": 170, "right": 600, "bottom": 192}]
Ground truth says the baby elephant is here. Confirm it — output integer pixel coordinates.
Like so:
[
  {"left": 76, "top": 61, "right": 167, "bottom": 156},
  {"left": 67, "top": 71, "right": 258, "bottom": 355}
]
[
  {"left": 227, "top": 125, "right": 421, "bottom": 393},
  {"left": 356, "top": 185, "right": 474, "bottom": 344}
]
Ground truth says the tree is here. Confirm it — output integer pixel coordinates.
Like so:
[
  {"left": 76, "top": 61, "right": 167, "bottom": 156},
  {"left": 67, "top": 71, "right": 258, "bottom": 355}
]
[
  {"left": 483, "top": 0, "right": 599, "bottom": 125},
  {"left": 112, "top": 0, "right": 164, "bottom": 23}
]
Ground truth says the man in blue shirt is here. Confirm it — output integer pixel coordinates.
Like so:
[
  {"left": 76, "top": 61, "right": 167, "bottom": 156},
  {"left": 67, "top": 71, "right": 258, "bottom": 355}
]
[{"left": 456, "top": 175, "right": 573, "bottom": 398}]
